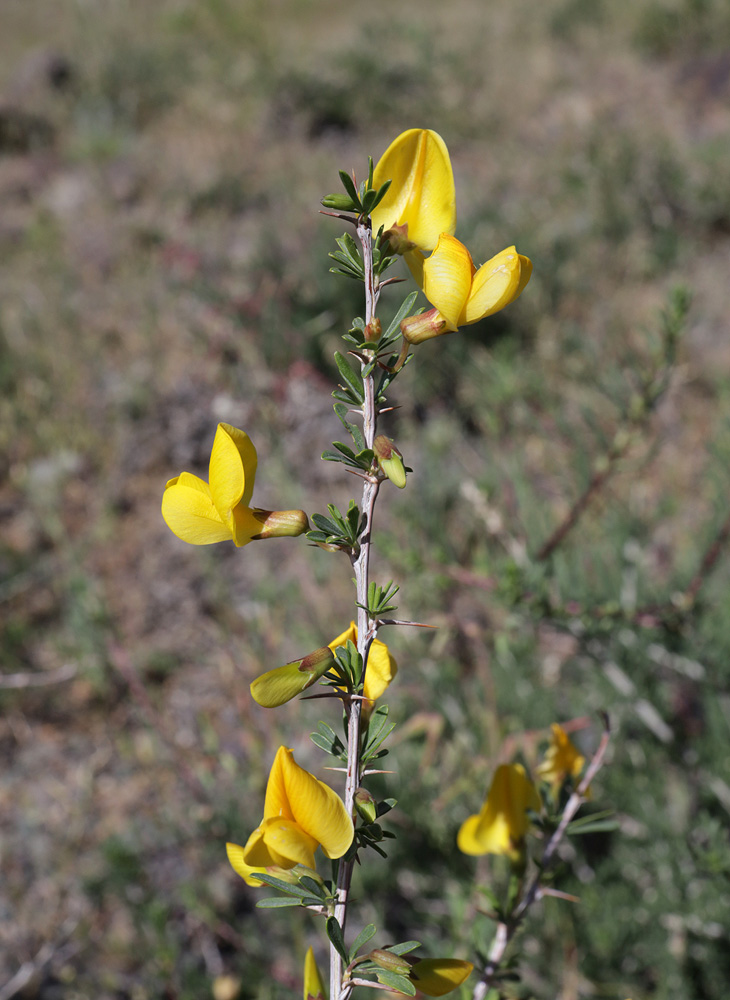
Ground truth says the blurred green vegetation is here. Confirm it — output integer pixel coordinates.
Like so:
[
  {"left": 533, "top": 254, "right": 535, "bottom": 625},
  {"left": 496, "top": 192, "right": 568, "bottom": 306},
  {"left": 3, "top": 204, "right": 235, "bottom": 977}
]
[{"left": 1, "top": 0, "right": 730, "bottom": 998}]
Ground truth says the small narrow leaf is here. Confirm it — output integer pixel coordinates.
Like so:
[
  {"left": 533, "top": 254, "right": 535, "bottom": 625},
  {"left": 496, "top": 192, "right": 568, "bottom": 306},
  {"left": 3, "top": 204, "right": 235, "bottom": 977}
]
[
  {"left": 350, "top": 923, "right": 378, "bottom": 960},
  {"left": 326, "top": 916, "right": 349, "bottom": 964}
]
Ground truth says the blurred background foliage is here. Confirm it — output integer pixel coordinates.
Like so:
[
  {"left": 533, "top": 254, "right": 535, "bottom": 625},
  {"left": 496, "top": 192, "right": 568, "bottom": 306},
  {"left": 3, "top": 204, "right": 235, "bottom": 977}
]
[{"left": 1, "top": 0, "right": 730, "bottom": 997}]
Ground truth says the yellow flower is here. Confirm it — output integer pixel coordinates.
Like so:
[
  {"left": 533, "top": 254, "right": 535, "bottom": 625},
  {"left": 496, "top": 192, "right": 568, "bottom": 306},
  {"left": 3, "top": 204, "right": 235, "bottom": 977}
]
[
  {"left": 457, "top": 763, "right": 541, "bottom": 860},
  {"left": 162, "top": 422, "right": 308, "bottom": 547},
  {"left": 371, "top": 128, "right": 456, "bottom": 256},
  {"left": 303, "top": 947, "right": 327, "bottom": 1000},
  {"left": 232, "top": 747, "right": 353, "bottom": 872},
  {"left": 328, "top": 622, "right": 397, "bottom": 706},
  {"left": 536, "top": 723, "right": 586, "bottom": 798},
  {"left": 401, "top": 235, "right": 532, "bottom": 344},
  {"left": 408, "top": 959, "right": 474, "bottom": 996}
]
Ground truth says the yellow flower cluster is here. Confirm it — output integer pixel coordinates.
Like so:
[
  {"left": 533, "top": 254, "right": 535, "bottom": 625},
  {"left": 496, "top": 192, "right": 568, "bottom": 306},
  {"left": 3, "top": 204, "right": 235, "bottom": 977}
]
[{"left": 372, "top": 128, "right": 532, "bottom": 344}]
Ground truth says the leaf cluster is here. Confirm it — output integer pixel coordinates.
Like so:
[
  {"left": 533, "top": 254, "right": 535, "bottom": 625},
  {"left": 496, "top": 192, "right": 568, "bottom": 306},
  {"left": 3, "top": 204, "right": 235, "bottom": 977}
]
[
  {"left": 322, "top": 159, "right": 391, "bottom": 220},
  {"left": 359, "top": 580, "right": 399, "bottom": 618},
  {"left": 255, "top": 870, "right": 335, "bottom": 912},
  {"left": 306, "top": 500, "right": 364, "bottom": 551}
]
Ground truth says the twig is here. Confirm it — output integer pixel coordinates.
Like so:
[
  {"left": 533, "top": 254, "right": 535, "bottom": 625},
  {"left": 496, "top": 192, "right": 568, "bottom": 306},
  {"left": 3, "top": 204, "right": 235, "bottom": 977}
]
[
  {"left": 471, "top": 716, "right": 612, "bottom": 999},
  {"left": 330, "top": 216, "right": 382, "bottom": 999},
  {"left": 0, "top": 664, "right": 76, "bottom": 689}
]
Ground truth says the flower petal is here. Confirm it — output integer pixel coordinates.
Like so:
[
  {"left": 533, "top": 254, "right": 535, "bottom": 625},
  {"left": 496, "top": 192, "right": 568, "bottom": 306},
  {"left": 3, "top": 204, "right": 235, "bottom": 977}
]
[
  {"left": 422, "top": 234, "right": 474, "bottom": 332},
  {"left": 225, "top": 841, "right": 266, "bottom": 887},
  {"left": 243, "top": 817, "right": 318, "bottom": 869},
  {"left": 363, "top": 638, "right": 397, "bottom": 703},
  {"left": 462, "top": 246, "right": 523, "bottom": 325},
  {"left": 161, "top": 475, "right": 232, "bottom": 545},
  {"left": 328, "top": 622, "right": 357, "bottom": 653},
  {"left": 279, "top": 747, "right": 354, "bottom": 859},
  {"left": 263, "top": 745, "right": 297, "bottom": 822},
  {"left": 208, "top": 423, "right": 257, "bottom": 526},
  {"left": 409, "top": 959, "right": 474, "bottom": 996},
  {"left": 303, "top": 948, "right": 327, "bottom": 1000},
  {"left": 372, "top": 129, "right": 456, "bottom": 252}
]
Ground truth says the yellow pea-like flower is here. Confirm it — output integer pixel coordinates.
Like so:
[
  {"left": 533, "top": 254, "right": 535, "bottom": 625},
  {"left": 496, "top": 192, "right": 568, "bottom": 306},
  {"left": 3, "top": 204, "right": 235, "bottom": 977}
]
[
  {"left": 457, "top": 763, "right": 541, "bottom": 860},
  {"left": 371, "top": 128, "right": 456, "bottom": 256},
  {"left": 401, "top": 235, "right": 532, "bottom": 344},
  {"left": 232, "top": 747, "right": 353, "bottom": 872},
  {"left": 408, "top": 958, "right": 474, "bottom": 996},
  {"left": 328, "top": 622, "right": 398, "bottom": 708},
  {"left": 536, "top": 723, "right": 586, "bottom": 798},
  {"left": 303, "top": 947, "right": 327, "bottom": 1000},
  {"left": 162, "top": 422, "right": 308, "bottom": 547}
]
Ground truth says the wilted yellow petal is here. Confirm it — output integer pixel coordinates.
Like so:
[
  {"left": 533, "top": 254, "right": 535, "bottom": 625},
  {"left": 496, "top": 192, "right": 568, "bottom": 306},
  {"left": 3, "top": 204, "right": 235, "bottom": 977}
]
[
  {"left": 208, "top": 423, "right": 257, "bottom": 527},
  {"left": 278, "top": 747, "right": 354, "bottom": 859},
  {"left": 161, "top": 478, "right": 232, "bottom": 545},
  {"left": 422, "top": 234, "right": 474, "bottom": 332},
  {"left": 462, "top": 246, "right": 522, "bottom": 325},
  {"left": 409, "top": 958, "right": 474, "bottom": 996},
  {"left": 225, "top": 841, "right": 266, "bottom": 887},
  {"left": 303, "top": 947, "right": 327, "bottom": 1000},
  {"left": 536, "top": 723, "right": 586, "bottom": 796},
  {"left": 372, "top": 129, "right": 456, "bottom": 253},
  {"left": 250, "top": 649, "right": 334, "bottom": 708}
]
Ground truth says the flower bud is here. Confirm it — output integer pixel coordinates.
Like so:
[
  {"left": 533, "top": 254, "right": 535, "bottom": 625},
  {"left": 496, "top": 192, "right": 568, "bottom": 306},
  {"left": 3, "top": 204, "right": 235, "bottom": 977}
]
[
  {"left": 365, "top": 317, "right": 382, "bottom": 343},
  {"left": 250, "top": 647, "right": 335, "bottom": 708},
  {"left": 251, "top": 508, "right": 310, "bottom": 539},
  {"left": 400, "top": 308, "right": 449, "bottom": 345},
  {"left": 373, "top": 435, "right": 406, "bottom": 489},
  {"left": 321, "top": 192, "right": 360, "bottom": 212},
  {"left": 368, "top": 949, "right": 413, "bottom": 975},
  {"left": 354, "top": 787, "right": 378, "bottom": 825},
  {"left": 381, "top": 222, "right": 416, "bottom": 255}
]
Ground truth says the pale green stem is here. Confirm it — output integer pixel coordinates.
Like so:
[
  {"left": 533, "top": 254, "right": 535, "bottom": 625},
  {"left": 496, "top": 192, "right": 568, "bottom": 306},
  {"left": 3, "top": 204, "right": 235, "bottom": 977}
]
[{"left": 330, "top": 218, "right": 382, "bottom": 1000}]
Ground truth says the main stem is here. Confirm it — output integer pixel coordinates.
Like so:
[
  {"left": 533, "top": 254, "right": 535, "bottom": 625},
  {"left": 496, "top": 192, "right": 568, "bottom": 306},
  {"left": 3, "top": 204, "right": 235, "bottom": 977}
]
[{"left": 330, "top": 219, "right": 381, "bottom": 1000}]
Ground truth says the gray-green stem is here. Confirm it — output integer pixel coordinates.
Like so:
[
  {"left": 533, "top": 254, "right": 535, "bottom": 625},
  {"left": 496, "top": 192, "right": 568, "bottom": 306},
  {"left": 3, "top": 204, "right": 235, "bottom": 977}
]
[{"left": 331, "top": 218, "right": 382, "bottom": 1000}]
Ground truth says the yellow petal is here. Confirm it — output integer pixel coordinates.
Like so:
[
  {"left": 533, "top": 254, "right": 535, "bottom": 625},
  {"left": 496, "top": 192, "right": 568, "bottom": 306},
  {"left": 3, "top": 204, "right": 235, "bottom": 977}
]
[
  {"left": 263, "top": 745, "right": 297, "bottom": 822},
  {"left": 421, "top": 234, "right": 474, "bottom": 332},
  {"left": 161, "top": 476, "right": 232, "bottom": 545},
  {"left": 230, "top": 503, "right": 268, "bottom": 548},
  {"left": 303, "top": 947, "right": 327, "bottom": 1000},
  {"left": 277, "top": 747, "right": 354, "bottom": 859},
  {"left": 516, "top": 254, "right": 533, "bottom": 298},
  {"left": 409, "top": 959, "right": 474, "bottom": 996},
  {"left": 328, "top": 621, "right": 357, "bottom": 653},
  {"left": 372, "top": 129, "right": 456, "bottom": 252},
  {"left": 208, "top": 423, "right": 257, "bottom": 527},
  {"left": 462, "top": 246, "right": 522, "bottom": 325},
  {"left": 262, "top": 817, "right": 319, "bottom": 868},
  {"left": 363, "top": 638, "right": 397, "bottom": 702},
  {"left": 458, "top": 764, "right": 541, "bottom": 856},
  {"left": 225, "top": 841, "right": 266, "bottom": 887}
]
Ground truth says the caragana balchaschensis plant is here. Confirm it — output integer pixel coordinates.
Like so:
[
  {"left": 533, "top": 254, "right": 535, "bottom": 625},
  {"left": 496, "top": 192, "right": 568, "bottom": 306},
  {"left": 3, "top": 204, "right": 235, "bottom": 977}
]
[{"left": 162, "top": 127, "right": 612, "bottom": 1000}]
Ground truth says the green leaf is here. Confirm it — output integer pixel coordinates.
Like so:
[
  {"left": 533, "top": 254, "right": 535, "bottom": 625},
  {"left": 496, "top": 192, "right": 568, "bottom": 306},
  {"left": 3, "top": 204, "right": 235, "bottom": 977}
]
[
  {"left": 334, "top": 402, "right": 366, "bottom": 452},
  {"left": 338, "top": 170, "right": 362, "bottom": 209},
  {"left": 387, "top": 941, "right": 421, "bottom": 956},
  {"left": 334, "top": 351, "right": 364, "bottom": 403},
  {"left": 567, "top": 818, "right": 620, "bottom": 836},
  {"left": 326, "top": 916, "right": 349, "bottom": 964},
  {"left": 298, "top": 876, "right": 326, "bottom": 898},
  {"left": 383, "top": 291, "right": 419, "bottom": 342},
  {"left": 350, "top": 923, "right": 378, "bottom": 960},
  {"left": 256, "top": 897, "right": 304, "bottom": 909},
  {"left": 374, "top": 970, "right": 416, "bottom": 995}
]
